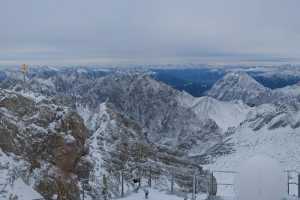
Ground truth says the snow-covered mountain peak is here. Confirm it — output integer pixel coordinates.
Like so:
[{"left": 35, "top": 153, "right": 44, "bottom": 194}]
[
  {"left": 3, "top": 67, "right": 300, "bottom": 199},
  {"left": 217, "top": 71, "right": 263, "bottom": 88},
  {"left": 208, "top": 72, "right": 272, "bottom": 106},
  {"left": 192, "top": 96, "right": 251, "bottom": 131}
]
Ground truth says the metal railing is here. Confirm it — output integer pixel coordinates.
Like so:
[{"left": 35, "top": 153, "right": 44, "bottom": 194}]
[
  {"left": 212, "top": 169, "right": 300, "bottom": 198},
  {"left": 212, "top": 170, "right": 237, "bottom": 187},
  {"left": 285, "top": 170, "right": 300, "bottom": 197},
  {"left": 77, "top": 168, "right": 300, "bottom": 199}
]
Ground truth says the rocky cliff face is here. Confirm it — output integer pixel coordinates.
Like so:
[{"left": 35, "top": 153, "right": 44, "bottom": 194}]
[
  {"left": 75, "top": 74, "right": 223, "bottom": 153},
  {"left": 0, "top": 68, "right": 222, "bottom": 199},
  {"left": 206, "top": 71, "right": 300, "bottom": 131},
  {"left": 8, "top": 67, "right": 300, "bottom": 199},
  {"left": 0, "top": 89, "right": 89, "bottom": 200},
  {"left": 82, "top": 102, "right": 213, "bottom": 198}
]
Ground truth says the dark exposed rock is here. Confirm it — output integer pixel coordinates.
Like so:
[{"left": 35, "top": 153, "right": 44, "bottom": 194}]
[{"left": 0, "top": 88, "right": 89, "bottom": 199}]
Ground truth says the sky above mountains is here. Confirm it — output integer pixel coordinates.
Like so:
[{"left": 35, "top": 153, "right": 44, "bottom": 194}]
[{"left": 1, "top": 0, "right": 300, "bottom": 65}]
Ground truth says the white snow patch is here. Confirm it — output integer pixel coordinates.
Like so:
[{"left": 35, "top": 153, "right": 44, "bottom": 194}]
[
  {"left": 192, "top": 97, "right": 251, "bottom": 131},
  {"left": 0, "top": 150, "right": 43, "bottom": 200},
  {"left": 205, "top": 126, "right": 300, "bottom": 198},
  {"left": 64, "top": 134, "right": 76, "bottom": 144},
  {"left": 4, "top": 178, "right": 43, "bottom": 200},
  {"left": 235, "top": 155, "right": 285, "bottom": 200},
  {"left": 19, "top": 90, "right": 46, "bottom": 103}
]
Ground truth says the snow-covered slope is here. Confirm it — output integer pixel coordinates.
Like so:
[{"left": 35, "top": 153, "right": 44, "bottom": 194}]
[
  {"left": 208, "top": 72, "right": 273, "bottom": 106},
  {"left": 3, "top": 67, "right": 300, "bottom": 200},
  {"left": 0, "top": 150, "right": 43, "bottom": 200},
  {"left": 78, "top": 102, "right": 214, "bottom": 199},
  {"left": 204, "top": 123, "right": 300, "bottom": 198},
  {"left": 0, "top": 88, "right": 90, "bottom": 200},
  {"left": 275, "top": 82, "right": 300, "bottom": 97},
  {"left": 85, "top": 102, "right": 148, "bottom": 198},
  {"left": 75, "top": 74, "right": 224, "bottom": 154},
  {"left": 191, "top": 97, "right": 251, "bottom": 131},
  {"left": 206, "top": 126, "right": 300, "bottom": 171},
  {"left": 205, "top": 99, "right": 300, "bottom": 171}
]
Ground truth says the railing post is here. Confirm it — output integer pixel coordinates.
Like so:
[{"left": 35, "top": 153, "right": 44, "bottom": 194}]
[
  {"left": 192, "top": 173, "right": 196, "bottom": 200},
  {"left": 171, "top": 172, "right": 174, "bottom": 194},
  {"left": 298, "top": 174, "right": 300, "bottom": 198},
  {"left": 149, "top": 166, "right": 152, "bottom": 188},
  {"left": 287, "top": 171, "right": 290, "bottom": 195},
  {"left": 82, "top": 184, "right": 85, "bottom": 200},
  {"left": 121, "top": 170, "right": 124, "bottom": 197},
  {"left": 211, "top": 172, "right": 214, "bottom": 196},
  {"left": 81, "top": 179, "right": 88, "bottom": 200}
]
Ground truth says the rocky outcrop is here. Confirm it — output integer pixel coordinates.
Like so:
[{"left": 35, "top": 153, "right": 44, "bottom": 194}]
[
  {"left": 0, "top": 68, "right": 241, "bottom": 199},
  {"left": 0, "top": 89, "right": 89, "bottom": 199},
  {"left": 75, "top": 74, "right": 223, "bottom": 153},
  {"left": 85, "top": 103, "right": 213, "bottom": 198}
]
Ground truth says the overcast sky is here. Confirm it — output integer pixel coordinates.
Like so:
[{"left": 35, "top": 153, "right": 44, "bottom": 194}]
[{"left": 1, "top": 0, "right": 300, "bottom": 65}]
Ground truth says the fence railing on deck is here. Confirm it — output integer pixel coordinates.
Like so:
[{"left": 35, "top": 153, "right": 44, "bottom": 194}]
[{"left": 79, "top": 168, "right": 300, "bottom": 199}]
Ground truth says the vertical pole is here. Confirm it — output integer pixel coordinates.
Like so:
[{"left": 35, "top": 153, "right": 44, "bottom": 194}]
[
  {"left": 196, "top": 174, "right": 199, "bottom": 195},
  {"left": 211, "top": 172, "right": 214, "bottom": 196},
  {"left": 207, "top": 173, "right": 210, "bottom": 196},
  {"left": 82, "top": 182, "right": 85, "bottom": 200},
  {"left": 287, "top": 171, "right": 290, "bottom": 195},
  {"left": 138, "top": 170, "right": 141, "bottom": 189},
  {"left": 23, "top": 71, "right": 26, "bottom": 92},
  {"left": 192, "top": 173, "right": 196, "bottom": 200},
  {"left": 121, "top": 171, "right": 124, "bottom": 197},
  {"left": 298, "top": 174, "right": 300, "bottom": 198},
  {"left": 171, "top": 172, "right": 174, "bottom": 194},
  {"left": 21, "top": 64, "right": 28, "bottom": 92},
  {"left": 149, "top": 166, "right": 152, "bottom": 188},
  {"left": 138, "top": 143, "right": 142, "bottom": 191}
]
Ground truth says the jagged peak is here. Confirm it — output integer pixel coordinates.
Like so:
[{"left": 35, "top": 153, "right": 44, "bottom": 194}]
[
  {"left": 208, "top": 71, "right": 272, "bottom": 106},
  {"left": 216, "top": 71, "right": 266, "bottom": 89}
]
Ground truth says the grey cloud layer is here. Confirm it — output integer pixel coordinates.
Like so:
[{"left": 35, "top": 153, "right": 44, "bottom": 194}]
[{"left": 1, "top": 0, "right": 300, "bottom": 65}]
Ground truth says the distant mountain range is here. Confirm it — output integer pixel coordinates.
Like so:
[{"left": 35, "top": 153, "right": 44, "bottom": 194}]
[
  {"left": 1, "top": 66, "right": 300, "bottom": 199},
  {"left": 152, "top": 66, "right": 300, "bottom": 96}
]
